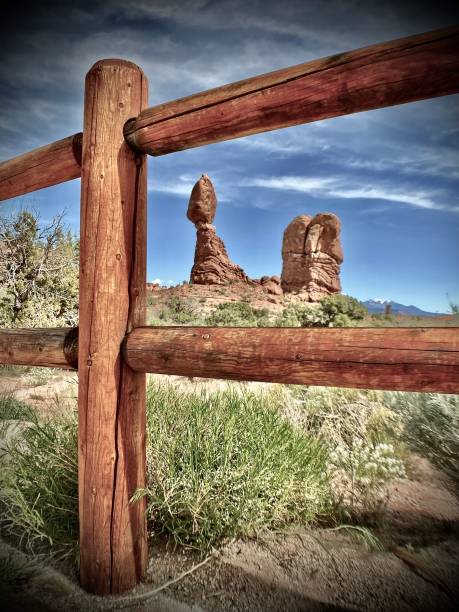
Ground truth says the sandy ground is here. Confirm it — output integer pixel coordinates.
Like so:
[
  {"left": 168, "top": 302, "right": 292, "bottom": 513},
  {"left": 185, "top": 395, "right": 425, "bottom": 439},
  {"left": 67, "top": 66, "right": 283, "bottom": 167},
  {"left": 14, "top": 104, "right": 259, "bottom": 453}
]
[{"left": 1, "top": 371, "right": 459, "bottom": 611}]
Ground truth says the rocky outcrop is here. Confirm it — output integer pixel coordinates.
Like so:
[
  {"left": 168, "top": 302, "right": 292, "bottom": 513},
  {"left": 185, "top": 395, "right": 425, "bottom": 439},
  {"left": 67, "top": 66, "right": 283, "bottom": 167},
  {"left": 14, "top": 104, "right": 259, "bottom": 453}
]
[
  {"left": 188, "top": 175, "right": 248, "bottom": 285},
  {"left": 281, "top": 213, "right": 343, "bottom": 301},
  {"left": 260, "top": 275, "right": 283, "bottom": 296}
]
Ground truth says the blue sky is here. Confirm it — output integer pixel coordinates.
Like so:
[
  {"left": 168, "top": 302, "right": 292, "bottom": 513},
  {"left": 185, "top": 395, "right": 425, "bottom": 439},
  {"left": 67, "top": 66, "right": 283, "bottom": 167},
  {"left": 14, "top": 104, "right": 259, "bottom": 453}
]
[{"left": 1, "top": 0, "right": 458, "bottom": 312}]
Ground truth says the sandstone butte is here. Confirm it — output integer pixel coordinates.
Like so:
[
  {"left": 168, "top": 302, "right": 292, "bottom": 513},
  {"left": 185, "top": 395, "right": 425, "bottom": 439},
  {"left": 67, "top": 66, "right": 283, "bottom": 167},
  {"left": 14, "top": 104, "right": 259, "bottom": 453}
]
[{"left": 281, "top": 213, "right": 343, "bottom": 301}]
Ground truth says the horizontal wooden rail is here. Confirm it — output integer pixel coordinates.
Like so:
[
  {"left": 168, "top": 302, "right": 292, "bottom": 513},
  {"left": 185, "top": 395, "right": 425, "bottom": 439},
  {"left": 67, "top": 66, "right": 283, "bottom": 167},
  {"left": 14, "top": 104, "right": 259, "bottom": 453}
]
[
  {"left": 2, "top": 326, "right": 458, "bottom": 393},
  {"left": 0, "top": 327, "right": 78, "bottom": 369},
  {"left": 1, "top": 27, "right": 457, "bottom": 200},
  {"left": 124, "top": 326, "right": 459, "bottom": 393},
  {"left": 0, "top": 133, "right": 82, "bottom": 201},
  {"left": 124, "top": 26, "right": 459, "bottom": 156}
]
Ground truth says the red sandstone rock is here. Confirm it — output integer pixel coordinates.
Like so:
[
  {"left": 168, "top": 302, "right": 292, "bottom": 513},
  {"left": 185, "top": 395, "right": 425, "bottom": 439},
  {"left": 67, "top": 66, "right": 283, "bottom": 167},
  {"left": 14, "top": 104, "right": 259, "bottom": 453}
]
[
  {"left": 187, "top": 174, "right": 217, "bottom": 225},
  {"left": 281, "top": 212, "right": 343, "bottom": 300},
  {"left": 260, "top": 275, "right": 283, "bottom": 296},
  {"left": 188, "top": 175, "right": 248, "bottom": 285}
]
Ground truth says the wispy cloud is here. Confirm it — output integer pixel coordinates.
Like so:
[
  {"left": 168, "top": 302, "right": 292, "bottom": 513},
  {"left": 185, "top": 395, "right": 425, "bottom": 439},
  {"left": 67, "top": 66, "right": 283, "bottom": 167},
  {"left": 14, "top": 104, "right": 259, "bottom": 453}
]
[
  {"left": 149, "top": 180, "right": 195, "bottom": 198},
  {"left": 241, "top": 175, "right": 458, "bottom": 212}
]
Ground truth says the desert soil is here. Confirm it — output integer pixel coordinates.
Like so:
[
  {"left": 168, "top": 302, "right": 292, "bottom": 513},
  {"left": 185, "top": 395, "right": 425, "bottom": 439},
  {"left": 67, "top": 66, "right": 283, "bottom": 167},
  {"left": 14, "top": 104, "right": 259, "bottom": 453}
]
[{"left": 1, "top": 371, "right": 458, "bottom": 611}]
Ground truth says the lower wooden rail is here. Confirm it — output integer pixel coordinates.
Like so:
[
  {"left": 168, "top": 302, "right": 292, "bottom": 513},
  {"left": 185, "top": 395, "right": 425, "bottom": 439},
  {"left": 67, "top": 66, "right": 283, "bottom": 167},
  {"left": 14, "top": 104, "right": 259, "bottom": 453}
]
[
  {"left": 124, "top": 326, "right": 459, "bottom": 393},
  {"left": 2, "top": 325, "right": 457, "bottom": 394}
]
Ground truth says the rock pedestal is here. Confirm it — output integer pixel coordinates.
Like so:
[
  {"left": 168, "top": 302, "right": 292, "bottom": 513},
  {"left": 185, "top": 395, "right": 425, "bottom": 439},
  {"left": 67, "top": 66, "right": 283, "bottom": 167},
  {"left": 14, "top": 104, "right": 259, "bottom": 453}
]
[
  {"left": 188, "top": 175, "right": 248, "bottom": 285},
  {"left": 281, "top": 213, "right": 343, "bottom": 300}
]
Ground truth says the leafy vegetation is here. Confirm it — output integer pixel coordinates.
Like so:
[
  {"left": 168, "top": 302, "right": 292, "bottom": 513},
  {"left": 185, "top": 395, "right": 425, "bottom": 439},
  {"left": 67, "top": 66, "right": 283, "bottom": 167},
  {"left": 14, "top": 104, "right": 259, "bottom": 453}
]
[
  {"left": 385, "top": 391, "right": 459, "bottom": 488},
  {"left": 283, "top": 386, "right": 405, "bottom": 518},
  {"left": 275, "top": 294, "right": 367, "bottom": 328},
  {"left": 2, "top": 383, "right": 442, "bottom": 557},
  {"left": 206, "top": 301, "right": 271, "bottom": 327},
  {"left": 0, "top": 209, "right": 79, "bottom": 328},
  {"left": 0, "top": 401, "right": 78, "bottom": 559},
  {"left": 0, "top": 395, "right": 37, "bottom": 422},
  {"left": 158, "top": 296, "right": 199, "bottom": 324}
]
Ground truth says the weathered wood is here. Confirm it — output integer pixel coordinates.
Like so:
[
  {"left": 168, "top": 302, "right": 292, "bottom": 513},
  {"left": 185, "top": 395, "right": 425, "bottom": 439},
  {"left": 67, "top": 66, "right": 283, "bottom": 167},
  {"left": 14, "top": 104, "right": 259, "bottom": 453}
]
[
  {"left": 78, "top": 59, "right": 148, "bottom": 595},
  {"left": 124, "top": 26, "right": 459, "bottom": 155},
  {"left": 0, "top": 133, "right": 82, "bottom": 201},
  {"left": 124, "top": 327, "right": 459, "bottom": 393},
  {"left": 0, "top": 327, "right": 78, "bottom": 369}
]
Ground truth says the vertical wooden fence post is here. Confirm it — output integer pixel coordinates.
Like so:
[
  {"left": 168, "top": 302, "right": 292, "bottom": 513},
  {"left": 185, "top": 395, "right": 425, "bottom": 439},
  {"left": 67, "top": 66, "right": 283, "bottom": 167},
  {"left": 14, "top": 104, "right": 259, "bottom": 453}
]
[{"left": 79, "top": 59, "right": 148, "bottom": 595}]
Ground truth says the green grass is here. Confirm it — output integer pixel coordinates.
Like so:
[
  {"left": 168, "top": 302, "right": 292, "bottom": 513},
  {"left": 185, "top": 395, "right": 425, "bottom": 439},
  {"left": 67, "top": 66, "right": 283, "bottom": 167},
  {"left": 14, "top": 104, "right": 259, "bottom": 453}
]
[
  {"left": 0, "top": 395, "right": 37, "bottom": 422},
  {"left": 1, "top": 384, "right": 457, "bottom": 561},
  {"left": 139, "top": 383, "right": 329, "bottom": 550},
  {"left": 0, "top": 406, "right": 78, "bottom": 559},
  {"left": 384, "top": 391, "right": 459, "bottom": 487}
]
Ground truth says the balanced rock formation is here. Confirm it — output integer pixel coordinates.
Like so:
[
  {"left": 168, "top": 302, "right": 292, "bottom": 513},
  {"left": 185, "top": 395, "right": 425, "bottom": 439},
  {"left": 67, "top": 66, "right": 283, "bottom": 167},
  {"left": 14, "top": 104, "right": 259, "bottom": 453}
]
[
  {"left": 281, "top": 213, "right": 343, "bottom": 301},
  {"left": 188, "top": 175, "right": 248, "bottom": 285}
]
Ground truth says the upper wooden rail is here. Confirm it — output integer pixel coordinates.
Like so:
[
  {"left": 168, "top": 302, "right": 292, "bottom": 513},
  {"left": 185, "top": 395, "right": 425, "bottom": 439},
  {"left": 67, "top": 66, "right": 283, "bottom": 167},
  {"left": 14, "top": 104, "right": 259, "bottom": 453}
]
[
  {"left": 0, "top": 133, "right": 82, "bottom": 201},
  {"left": 1, "top": 26, "right": 458, "bottom": 201},
  {"left": 2, "top": 326, "right": 458, "bottom": 393},
  {"left": 124, "top": 26, "right": 459, "bottom": 155}
]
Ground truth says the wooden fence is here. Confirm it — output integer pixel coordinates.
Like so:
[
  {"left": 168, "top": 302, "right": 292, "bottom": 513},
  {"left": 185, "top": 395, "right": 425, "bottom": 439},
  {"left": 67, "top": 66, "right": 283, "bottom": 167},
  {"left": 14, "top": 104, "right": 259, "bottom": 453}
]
[{"left": 1, "top": 25, "right": 458, "bottom": 595}]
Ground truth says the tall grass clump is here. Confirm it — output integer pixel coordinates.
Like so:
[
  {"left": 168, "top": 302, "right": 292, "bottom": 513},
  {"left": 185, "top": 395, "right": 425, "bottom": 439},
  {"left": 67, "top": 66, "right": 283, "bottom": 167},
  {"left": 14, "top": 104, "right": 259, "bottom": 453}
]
[
  {"left": 0, "top": 395, "right": 37, "bottom": 422},
  {"left": 140, "top": 383, "right": 329, "bottom": 550},
  {"left": 384, "top": 391, "right": 459, "bottom": 487},
  {"left": 0, "top": 404, "right": 78, "bottom": 559}
]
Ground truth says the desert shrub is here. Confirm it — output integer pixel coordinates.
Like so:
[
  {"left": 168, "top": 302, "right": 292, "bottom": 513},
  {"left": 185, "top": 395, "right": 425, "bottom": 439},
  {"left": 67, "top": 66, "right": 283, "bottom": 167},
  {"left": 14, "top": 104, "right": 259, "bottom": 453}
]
[
  {"left": 206, "top": 301, "right": 271, "bottom": 327},
  {"left": 0, "top": 384, "right": 329, "bottom": 555},
  {"left": 0, "top": 209, "right": 79, "bottom": 328},
  {"left": 275, "top": 295, "right": 366, "bottom": 328},
  {"left": 275, "top": 303, "right": 327, "bottom": 327},
  {"left": 320, "top": 294, "right": 367, "bottom": 322},
  {"left": 138, "top": 383, "right": 329, "bottom": 550},
  {"left": 282, "top": 386, "right": 405, "bottom": 518},
  {"left": 385, "top": 391, "right": 459, "bottom": 486},
  {"left": 159, "top": 296, "right": 198, "bottom": 324}
]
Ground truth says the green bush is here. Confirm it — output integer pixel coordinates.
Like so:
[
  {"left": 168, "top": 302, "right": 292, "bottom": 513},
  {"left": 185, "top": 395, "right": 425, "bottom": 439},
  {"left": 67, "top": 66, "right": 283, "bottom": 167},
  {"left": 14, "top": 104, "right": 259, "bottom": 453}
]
[
  {"left": 0, "top": 210, "right": 79, "bottom": 328},
  {"left": 275, "top": 295, "right": 366, "bottom": 328},
  {"left": 159, "top": 296, "right": 198, "bottom": 324},
  {"left": 320, "top": 294, "right": 367, "bottom": 322},
  {"left": 206, "top": 301, "right": 271, "bottom": 327},
  {"left": 275, "top": 303, "right": 328, "bottom": 327}
]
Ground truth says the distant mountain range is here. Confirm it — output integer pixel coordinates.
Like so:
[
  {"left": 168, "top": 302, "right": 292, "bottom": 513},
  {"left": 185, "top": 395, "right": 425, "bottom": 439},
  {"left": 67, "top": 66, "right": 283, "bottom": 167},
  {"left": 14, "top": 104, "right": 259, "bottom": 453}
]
[{"left": 361, "top": 299, "right": 445, "bottom": 317}]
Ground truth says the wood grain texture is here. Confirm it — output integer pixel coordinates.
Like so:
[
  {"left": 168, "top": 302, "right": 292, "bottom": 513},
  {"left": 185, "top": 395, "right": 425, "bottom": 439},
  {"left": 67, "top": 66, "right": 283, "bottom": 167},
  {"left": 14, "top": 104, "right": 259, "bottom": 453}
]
[
  {"left": 124, "top": 26, "right": 459, "bottom": 155},
  {"left": 78, "top": 59, "right": 148, "bottom": 595},
  {"left": 0, "top": 133, "right": 82, "bottom": 201},
  {"left": 124, "top": 327, "right": 459, "bottom": 393},
  {"left": 0, "top": 327, "right": 77, "bottom": 369}
]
